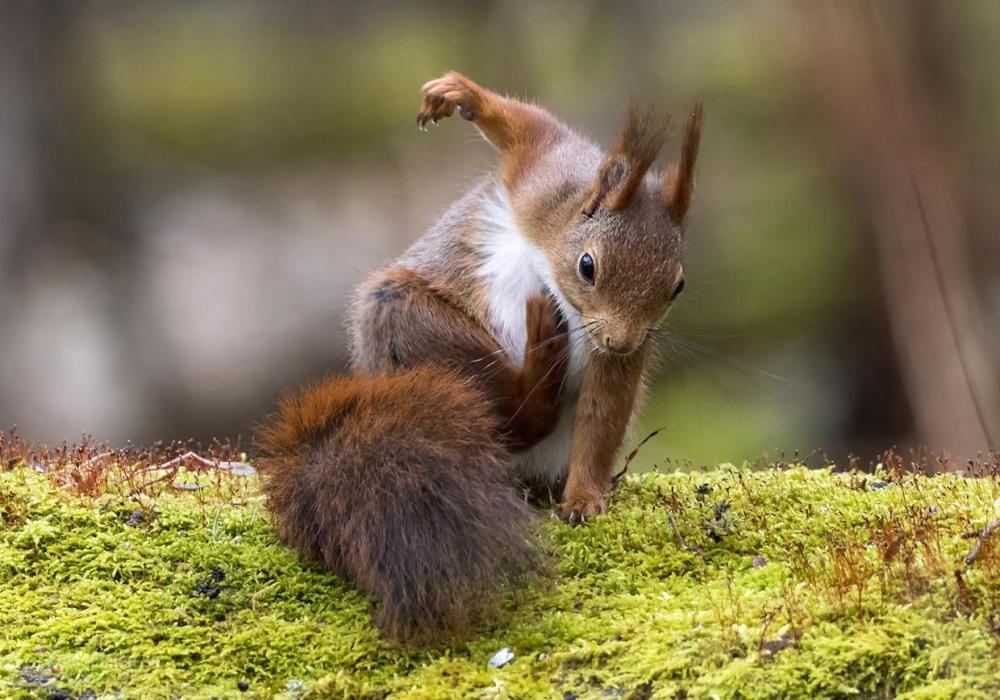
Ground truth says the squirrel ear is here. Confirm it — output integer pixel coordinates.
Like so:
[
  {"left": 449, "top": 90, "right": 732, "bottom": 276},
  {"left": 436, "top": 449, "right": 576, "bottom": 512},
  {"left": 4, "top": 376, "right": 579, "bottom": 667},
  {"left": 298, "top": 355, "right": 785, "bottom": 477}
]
[
  {"left": 663, "top": 100, "right": 704, "bottom": 225},
  {"left": 583, "top": 101, "right": 666, "bottom": 217}
]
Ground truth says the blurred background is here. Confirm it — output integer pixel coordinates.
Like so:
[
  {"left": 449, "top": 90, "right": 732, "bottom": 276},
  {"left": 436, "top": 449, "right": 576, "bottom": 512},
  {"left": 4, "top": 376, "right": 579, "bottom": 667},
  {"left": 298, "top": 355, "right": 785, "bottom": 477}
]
[{"left": 1, "top": 0, "right": 997, "bottom": 466}]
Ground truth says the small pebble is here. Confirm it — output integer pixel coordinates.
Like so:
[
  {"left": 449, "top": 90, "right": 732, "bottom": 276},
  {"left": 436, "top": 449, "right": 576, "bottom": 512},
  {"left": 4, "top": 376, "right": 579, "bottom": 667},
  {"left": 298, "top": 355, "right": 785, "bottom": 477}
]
[
  {"left": 868, "top": 480, "right": 890, "bottom": 491},
  {"left": 237, "top": 680, "right": 249, "bottom": 692},
  {"left": 537, "top": 652, "right": 549, "bottom": 661},
  {"left": 752, "top": 555, "right": 767, "bottom": 568},
  {"left": 488, "top": 647, "right": 515, "bottom": 669}
]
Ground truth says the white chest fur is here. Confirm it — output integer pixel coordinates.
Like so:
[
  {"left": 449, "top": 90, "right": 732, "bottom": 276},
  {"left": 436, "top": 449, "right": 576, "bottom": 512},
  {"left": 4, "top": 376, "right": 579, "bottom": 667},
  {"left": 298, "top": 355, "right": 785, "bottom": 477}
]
[
  {"left": 475, "top": 187, "right": 587, "bottom": 484},
  {"left": 475, "top": 187, "right": 588, "bottom": 379},
  {"left": 476, "top": 218, "right": 546, "bottom": 368}
]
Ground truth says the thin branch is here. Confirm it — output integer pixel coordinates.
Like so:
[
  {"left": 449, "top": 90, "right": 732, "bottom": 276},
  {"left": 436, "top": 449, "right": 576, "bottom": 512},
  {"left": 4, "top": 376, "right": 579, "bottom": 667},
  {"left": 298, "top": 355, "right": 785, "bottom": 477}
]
[
  {"left": 611, "top": 428, "right": 662, "bottom": 489},
  {"left": 667, "top": 513, "right": 701, "bottom": 554},
  {"left": 964, "top": 518, "right": 1000, "bottom": 566}
]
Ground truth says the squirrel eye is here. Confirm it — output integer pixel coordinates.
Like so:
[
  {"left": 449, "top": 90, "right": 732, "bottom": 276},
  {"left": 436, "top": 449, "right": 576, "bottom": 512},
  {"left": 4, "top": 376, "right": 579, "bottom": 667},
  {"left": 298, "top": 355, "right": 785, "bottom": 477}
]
[
  {"left": 671, "top": 276, "right": 686, "bottom": 300},
  {"left": 578, "top": 253, "right": 596, "bottom": 285}
]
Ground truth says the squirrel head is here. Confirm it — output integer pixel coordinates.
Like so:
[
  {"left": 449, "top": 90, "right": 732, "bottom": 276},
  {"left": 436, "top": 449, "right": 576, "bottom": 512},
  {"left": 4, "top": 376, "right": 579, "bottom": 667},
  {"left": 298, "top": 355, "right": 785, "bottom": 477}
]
[{"left": 545, "top": 101, "right": 703, "bottom": 356}]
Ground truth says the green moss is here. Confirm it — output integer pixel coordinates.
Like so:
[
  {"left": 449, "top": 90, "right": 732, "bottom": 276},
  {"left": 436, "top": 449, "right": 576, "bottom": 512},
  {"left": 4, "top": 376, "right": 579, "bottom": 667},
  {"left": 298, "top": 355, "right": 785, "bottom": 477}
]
[{"left": 2, "top": 463, "right": 999, "bottom": 699}]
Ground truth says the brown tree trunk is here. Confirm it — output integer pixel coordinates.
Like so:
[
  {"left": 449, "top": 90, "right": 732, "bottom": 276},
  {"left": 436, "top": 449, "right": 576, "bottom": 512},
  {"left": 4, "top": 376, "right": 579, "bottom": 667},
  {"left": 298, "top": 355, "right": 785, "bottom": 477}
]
[{"left": 791, "top": 3, "right": 999, "bottom": 460}]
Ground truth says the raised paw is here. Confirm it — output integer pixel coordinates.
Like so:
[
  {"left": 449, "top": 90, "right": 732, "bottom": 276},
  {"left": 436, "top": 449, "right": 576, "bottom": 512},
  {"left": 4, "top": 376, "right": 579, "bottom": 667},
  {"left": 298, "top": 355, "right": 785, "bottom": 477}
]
[
  {"left": 417, "top": 71, "right": 482, "bottom": 129},
  {"left": 556, "top": 490, "right": 607, "bottom": 526}
]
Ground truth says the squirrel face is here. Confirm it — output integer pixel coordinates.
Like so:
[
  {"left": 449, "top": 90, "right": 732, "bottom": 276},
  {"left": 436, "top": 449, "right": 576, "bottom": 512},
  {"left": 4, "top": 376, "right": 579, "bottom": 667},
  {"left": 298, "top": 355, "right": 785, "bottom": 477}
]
[
  {"left": 546, "top": 102, "right": 703, "bottom": 357},
  {"left": 553, "top": 180, "right": 685, "bottom": 356}
]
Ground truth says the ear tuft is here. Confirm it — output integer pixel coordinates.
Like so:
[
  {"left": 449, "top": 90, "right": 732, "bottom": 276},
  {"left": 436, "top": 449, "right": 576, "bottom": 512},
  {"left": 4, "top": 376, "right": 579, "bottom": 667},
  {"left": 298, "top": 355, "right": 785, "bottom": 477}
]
[
  {"left": 664, "top": 100, "right": 704, "bottom": 225},
  {"left": 584, "top": 100, "right": 667, "bottom": 216}
]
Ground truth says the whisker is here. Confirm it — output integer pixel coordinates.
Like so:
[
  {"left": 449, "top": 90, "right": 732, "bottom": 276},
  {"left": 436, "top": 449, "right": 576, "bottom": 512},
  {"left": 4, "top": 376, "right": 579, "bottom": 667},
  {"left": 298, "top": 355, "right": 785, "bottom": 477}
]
[
  {"left": 555, "top": 349, "right": 572, "bottom": 401},
  {"left": 656, "top": 332, "right": 790, "bottom": 383},
  {"left": 525, "top": 320, "right": 599, "bottom": 354},
  {"left": 653, "top": 334, "right": 755, "bottom": 432},
  {"left": 663, "top": 325, "right": 749, "bottom": 341},
  {"left": 469, "top": 319, "right": 600, "bottom": 366}
]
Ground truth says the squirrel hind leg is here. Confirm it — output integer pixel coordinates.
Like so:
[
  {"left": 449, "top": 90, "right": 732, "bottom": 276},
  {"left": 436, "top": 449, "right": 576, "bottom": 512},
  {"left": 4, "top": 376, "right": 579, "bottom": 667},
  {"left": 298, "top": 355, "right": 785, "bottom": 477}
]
[
  {"left": 351, "top": 268, "right": 570, "bottom": 452},
  {"left": 502, "top": 294, "right": 569, "bottom": 451},
  {"left": 349, "top": 265, "right": 507, "bottom": 381},
  {"left": 349, "top": 267, "right": 499, "bottom": 374}
]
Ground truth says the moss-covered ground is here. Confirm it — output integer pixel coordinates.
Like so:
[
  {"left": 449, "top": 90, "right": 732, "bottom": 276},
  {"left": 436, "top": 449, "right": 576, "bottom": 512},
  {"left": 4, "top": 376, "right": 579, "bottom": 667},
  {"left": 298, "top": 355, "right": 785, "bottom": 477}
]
[{"left": 2, "top": 455, "right": 1000, "bottom": 699}]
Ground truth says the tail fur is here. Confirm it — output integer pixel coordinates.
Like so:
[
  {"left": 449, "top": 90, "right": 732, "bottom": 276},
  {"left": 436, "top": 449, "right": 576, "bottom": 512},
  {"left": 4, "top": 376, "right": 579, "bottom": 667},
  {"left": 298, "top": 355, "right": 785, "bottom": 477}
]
[{"left": 256, "top": 365, "right": 543, "bottom": 644}]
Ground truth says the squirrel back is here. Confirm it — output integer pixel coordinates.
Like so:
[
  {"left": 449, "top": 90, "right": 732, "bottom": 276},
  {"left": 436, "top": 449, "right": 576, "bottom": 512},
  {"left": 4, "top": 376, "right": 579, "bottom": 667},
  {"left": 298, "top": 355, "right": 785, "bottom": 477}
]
[{"left": 257, "top": 366, "right": 543, "bottom": 643}]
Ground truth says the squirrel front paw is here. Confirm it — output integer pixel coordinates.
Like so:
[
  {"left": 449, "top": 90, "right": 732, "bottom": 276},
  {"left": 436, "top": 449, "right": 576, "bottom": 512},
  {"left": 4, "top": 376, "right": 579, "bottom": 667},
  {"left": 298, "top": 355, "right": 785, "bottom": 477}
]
[
  {"left": 417, "top": 72, "right": 482, "bottom": 129},
  {"left": 556, "top": 490, "right": 607, "bottom": 525}
]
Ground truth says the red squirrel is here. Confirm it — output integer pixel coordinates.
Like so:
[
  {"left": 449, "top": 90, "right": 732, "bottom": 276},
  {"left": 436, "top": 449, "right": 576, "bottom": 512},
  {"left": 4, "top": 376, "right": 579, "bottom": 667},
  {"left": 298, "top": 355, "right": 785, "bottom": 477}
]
[{"left": 258, "top": 71, "right": 702, "bottom": 643}]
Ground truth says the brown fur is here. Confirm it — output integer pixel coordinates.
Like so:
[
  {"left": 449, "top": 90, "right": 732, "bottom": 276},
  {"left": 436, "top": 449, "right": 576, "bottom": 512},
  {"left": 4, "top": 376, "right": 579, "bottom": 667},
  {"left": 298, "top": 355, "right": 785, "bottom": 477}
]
[
  {"left": 664, "top": 100, "right": 704, "bottom": 224},
  {"left": 257, "top": 367, "right": 545, "bottom": 644},
  {"left": 560, "top": 349, "right": 648, "bottom": 518}
]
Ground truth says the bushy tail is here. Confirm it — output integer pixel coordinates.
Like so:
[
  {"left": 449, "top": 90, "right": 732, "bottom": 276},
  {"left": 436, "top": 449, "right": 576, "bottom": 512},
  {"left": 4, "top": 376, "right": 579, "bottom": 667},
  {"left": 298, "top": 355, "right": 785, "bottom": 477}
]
[{"left": 256, "top": 365, "right": 543, "bottom": 644}]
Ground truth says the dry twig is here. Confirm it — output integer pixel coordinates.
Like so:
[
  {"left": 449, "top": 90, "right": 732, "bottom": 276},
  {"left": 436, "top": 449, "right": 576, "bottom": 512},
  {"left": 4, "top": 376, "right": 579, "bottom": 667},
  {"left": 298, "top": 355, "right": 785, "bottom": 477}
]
[
  {"left": 964, "top": 519, "right": 1000, "bottom": 566},
  {"left": 611, "top": 428, "right": 662, "bottom": 489}
]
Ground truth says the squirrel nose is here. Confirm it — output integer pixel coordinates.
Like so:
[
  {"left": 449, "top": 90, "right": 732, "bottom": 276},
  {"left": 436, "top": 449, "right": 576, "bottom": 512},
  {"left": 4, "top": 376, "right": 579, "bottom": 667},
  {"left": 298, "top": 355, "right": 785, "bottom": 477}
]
[{"left": 604, "top": 337, "right": 633, "bottom": 355}]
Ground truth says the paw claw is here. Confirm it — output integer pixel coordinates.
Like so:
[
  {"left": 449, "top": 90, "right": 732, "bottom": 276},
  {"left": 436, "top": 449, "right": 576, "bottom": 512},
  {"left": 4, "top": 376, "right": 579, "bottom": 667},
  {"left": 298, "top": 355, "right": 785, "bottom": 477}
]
[{"left": 557, "top": 491, "right": 607, "bottom": 526}]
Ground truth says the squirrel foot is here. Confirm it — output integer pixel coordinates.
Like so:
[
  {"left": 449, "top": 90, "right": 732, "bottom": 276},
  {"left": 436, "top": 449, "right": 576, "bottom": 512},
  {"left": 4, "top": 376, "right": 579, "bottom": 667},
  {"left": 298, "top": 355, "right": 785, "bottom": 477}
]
[
  {"left": 417, "top": 72, "right": 482, "bottom": 129},
  {"left": 556, "top": 490, "right": 606, "bottom": 526},
  {"left": 524, "top": 294, "right": 567, "bottom": 365}
]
